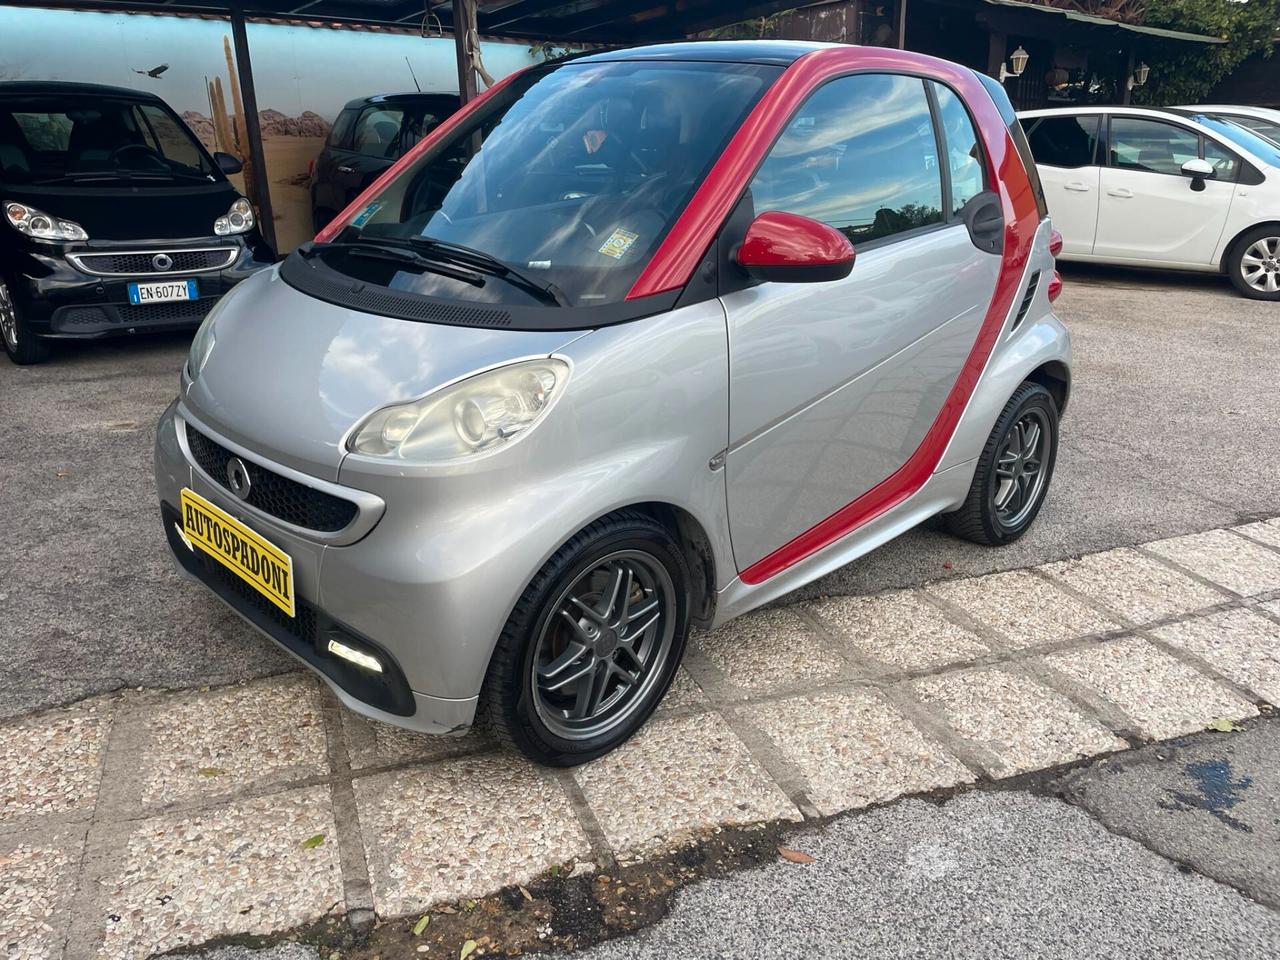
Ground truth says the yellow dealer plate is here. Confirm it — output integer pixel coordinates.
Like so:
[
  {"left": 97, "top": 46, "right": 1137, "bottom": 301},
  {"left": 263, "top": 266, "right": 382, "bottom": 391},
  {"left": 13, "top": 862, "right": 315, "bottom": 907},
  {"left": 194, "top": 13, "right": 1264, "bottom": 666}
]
[{"left": 179, "top": 487, "right": 295, "bottom": 617}]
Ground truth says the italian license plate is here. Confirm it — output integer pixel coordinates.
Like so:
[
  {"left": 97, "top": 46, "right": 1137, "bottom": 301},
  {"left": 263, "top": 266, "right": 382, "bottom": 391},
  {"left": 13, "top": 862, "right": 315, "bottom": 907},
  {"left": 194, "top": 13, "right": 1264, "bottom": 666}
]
[
  {"left": 179, "top": 488, "right": 295, "bottom": 617},
  {"left": 128, "top": 278, "right": 198, "bottom": 305}
]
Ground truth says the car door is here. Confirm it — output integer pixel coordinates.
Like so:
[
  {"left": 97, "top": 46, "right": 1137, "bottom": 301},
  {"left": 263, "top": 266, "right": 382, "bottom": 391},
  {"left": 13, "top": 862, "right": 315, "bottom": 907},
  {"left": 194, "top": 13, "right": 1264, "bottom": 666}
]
[
  {"left": 721, "top": 74, "right": 1003, "bottom": 572},
  {"left": 1023, "top": 113, "right": 1102, "bottom": 256},
  {"left": 1093, "top": 115, "right": 1234, "bottom": 265},
  {"left": 313, "top": 107, "right": 359, "bottom": 218}
]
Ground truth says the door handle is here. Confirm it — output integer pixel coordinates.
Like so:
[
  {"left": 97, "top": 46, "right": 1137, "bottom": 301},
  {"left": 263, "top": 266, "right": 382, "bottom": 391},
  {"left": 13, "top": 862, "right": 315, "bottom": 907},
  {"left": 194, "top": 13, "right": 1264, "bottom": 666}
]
[
  {"left": 1107, "top": 188, "right": 1134, "bottom": 199},
  {"left": 1064, "top": 182, "right": 1091, "bottom": 192},
  {"left": 337, "top": 165, "right": 356, "bottom": 174}
]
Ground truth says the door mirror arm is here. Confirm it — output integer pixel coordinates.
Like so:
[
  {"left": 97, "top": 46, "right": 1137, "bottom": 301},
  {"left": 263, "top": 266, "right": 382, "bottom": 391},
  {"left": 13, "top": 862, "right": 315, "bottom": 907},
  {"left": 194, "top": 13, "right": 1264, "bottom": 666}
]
[{"left": 1181, "top": 157, "right": 1213, "bottom": 192}]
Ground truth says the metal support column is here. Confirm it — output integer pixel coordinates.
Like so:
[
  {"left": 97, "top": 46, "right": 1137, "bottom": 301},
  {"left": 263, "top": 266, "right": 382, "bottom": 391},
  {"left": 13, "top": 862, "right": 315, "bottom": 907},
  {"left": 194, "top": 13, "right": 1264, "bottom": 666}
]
[
  {"left": 896, "top": 0, "right": 908, "bottom": 49},
  {"left": 229, "top": 3, "right": 277, "bottom": 254},
  {"left": 452, "top": 0, "right": 478, "bottom": 105}
]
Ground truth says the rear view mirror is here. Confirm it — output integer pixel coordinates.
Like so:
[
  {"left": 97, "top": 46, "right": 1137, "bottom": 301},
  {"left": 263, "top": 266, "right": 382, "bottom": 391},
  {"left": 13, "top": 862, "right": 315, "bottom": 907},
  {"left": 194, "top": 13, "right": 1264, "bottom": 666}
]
[
  {"left": 735, "top": 211, "right": 855, "bottom": 283},
  {"left": 1181, "top": 157, "right": 1213, "bottom": 192},
  {"left": 214, "top": 151, "right": 243, "bottom": 175}
]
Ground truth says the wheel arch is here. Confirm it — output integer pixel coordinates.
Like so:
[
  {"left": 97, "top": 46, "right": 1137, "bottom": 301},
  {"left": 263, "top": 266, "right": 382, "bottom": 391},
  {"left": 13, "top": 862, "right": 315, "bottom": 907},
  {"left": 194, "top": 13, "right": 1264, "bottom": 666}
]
[
  {"left": 613, "top": 501, "right": 718, "bottom": 629},
  {"left": 1220, "top": 220, "right": 1280, "bottom": 273},
  {"left": 1024, "top": 359, "right": 1071, "bottom": 417}
]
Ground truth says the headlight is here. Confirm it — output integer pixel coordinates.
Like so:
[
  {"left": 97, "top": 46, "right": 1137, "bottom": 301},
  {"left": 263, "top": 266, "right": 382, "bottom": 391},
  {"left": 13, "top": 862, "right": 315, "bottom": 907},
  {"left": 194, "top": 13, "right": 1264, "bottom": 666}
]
[
  {"left": 214, "top": 198, "right": 255, "bottom": 236},
  {"left": 348, "top": 358, "right": 569, "bottom": 462},
  {"left": 186, "top": 311, "right": 217, "bottom": 381},
  {"left": 5, "top": 202, "right": 88, "bottom": 241}
]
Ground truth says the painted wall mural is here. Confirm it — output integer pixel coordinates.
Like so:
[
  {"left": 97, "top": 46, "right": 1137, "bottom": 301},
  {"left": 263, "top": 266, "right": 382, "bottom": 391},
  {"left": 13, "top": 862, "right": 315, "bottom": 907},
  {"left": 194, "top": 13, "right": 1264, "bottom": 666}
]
[{"left": 2, "top": 8, "right": 538, "bottom": 251}]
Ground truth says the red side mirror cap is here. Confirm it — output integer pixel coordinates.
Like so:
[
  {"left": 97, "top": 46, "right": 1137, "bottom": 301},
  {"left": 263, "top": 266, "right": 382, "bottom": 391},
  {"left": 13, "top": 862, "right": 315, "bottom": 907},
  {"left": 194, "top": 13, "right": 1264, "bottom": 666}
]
[{"left": 736, "top": 211, "right": 855, "bottom": 283}]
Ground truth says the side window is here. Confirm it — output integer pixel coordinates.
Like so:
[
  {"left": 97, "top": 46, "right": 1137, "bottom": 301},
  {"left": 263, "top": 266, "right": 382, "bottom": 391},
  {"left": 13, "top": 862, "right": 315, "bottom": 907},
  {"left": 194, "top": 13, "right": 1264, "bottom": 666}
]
[
  {"left": 749, "top": 73, "right": 943, "bottom": 245},
  {"left": 931, "top": 82, "right": 986, "bottom": 215},
  {"left": 136, "top": 104, "right": 207, "bottom": 173},
  {"left": 1202, "top": 138, "right": 1239, "bottom": 181},
  {"left": 352, "top": 107, "right": 406, "bottom": 158},
  {"left": 1108, "top": 118, "right": 1198, "bottom": 175},
  {"left": 1025, "top": 115, "right": 1099, "bottom": 168},
  {"left": 328, "top": 108, "right": 358, "bottom": 149}
]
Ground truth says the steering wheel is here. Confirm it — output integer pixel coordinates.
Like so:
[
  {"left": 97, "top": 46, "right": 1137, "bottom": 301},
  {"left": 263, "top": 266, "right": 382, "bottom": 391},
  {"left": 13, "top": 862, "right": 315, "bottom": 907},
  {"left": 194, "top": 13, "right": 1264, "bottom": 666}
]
[{"left": 110, "top": 144, "right": 168, "bottom": 172}]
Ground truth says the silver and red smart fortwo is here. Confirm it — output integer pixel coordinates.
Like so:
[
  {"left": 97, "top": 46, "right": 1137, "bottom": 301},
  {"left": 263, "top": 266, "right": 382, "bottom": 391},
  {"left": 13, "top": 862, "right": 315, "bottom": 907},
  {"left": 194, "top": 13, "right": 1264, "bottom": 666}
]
[{"left": 155, "top": 41, "right": 1070, "bottom": 765}]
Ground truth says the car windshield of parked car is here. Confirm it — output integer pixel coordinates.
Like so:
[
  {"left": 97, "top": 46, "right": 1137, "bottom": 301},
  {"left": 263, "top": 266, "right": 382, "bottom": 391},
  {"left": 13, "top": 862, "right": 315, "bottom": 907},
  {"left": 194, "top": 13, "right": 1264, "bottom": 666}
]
[
  {"left": 0, "top": 94, "right": 217, "bottom": 185},
  {"left": 321, "top": 59, "right": 780, "bottom": 308},
  {"left": 1185, "top": 113, "right": 1280, "bottom": 168}
]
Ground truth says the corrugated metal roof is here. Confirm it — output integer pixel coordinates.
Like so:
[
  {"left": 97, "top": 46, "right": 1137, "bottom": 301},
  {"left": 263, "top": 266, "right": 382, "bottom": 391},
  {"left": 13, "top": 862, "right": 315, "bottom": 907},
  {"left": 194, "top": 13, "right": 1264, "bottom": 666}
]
[{"left": 980, "top": 0, "right": 1226, "bottom": 44}]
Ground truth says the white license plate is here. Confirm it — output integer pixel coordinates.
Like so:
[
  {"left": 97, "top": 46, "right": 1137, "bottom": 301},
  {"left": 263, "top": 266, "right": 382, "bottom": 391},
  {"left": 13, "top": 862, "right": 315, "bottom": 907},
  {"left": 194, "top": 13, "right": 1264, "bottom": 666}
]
[{"left": 128, "top": 279, "right": 198, "bottom": 305}]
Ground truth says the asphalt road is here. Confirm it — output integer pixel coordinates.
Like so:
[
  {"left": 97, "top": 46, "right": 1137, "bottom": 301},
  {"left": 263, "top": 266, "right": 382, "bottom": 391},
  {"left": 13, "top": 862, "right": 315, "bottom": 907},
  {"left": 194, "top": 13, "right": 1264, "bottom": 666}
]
[
  {"left": 558, "top": 721, "right": 1280, "bottom": 960},
  {"left": 3, "top": 264, "right": 1278, "bottom": 717}
]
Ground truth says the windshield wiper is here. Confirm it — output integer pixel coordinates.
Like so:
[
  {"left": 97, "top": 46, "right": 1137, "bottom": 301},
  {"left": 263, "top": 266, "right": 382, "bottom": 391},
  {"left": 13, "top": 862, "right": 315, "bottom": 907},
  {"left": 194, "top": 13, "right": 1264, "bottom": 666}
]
[
  {"left": 304, "top": 240, "right": 485, "bottom": 287},
  {"left": 387, "top": 234, "right": 569, "bottom": 307}
]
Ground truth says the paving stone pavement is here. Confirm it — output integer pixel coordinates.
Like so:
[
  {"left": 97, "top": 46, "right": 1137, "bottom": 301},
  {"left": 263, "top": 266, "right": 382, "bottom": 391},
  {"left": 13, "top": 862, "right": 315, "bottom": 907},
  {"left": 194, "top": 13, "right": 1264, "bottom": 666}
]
[{"left": 4, "top": 518, "right": 1280, "bottom": 959}]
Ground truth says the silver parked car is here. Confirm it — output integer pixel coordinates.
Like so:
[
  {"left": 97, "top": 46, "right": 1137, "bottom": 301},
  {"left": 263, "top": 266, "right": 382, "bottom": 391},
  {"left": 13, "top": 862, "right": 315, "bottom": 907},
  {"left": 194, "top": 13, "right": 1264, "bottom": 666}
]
[{"left": 156, "top": 41, "right": 1071, "bottom": 765}]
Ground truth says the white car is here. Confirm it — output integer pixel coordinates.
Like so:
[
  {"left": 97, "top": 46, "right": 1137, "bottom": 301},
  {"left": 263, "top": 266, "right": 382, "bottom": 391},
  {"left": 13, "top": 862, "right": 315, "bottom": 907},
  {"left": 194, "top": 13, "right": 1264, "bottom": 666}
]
[
  {"left": 1019, "top": 106, "right": 1280, "bottom": 299},
  {"left": 1182, "top": 104, "right": 1280, "bottom": 146}
]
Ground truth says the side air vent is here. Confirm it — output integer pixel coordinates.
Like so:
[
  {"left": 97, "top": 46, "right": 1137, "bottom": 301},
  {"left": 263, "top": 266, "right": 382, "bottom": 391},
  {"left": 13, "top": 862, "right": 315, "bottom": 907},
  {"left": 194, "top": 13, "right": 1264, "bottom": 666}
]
[{"left": 1011, "top": 270, "right": 1041, "bottom": 332}]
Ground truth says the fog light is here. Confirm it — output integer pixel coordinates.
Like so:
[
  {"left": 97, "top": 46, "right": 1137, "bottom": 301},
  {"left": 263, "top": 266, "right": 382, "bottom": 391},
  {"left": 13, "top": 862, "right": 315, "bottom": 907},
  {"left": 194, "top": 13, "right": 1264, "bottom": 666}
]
[{"left": 327, "top": 638, "right": 383, "bottom": 673}]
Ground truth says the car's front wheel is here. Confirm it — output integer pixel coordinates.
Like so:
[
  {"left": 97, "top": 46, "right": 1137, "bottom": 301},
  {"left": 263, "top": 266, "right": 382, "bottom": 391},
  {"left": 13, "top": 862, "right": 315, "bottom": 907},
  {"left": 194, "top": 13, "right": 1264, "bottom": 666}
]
[
  {"left": 1227, "top": 226, "right": 1280, "bottom": 300},
  {"left": 945, "top": 380, "right": 1059, "bottom": 546},
  {"left": 482, "top": 511, "right": 691, "bottom": 766},
  {"left": 0, "top": 279, "right": 49, "bottom": 365}
]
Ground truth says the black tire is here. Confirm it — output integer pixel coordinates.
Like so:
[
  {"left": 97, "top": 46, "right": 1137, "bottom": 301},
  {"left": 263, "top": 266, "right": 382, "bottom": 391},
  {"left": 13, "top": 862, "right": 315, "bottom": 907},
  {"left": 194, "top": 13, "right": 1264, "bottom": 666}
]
[
  {"left": 481, "top": 510, "right": 692, "bottom": 766},
  {"left": 944, "top": 381, "right": 1059, "bottom": 546},
  {"left": 0, "top": 279, "right": 49, "bottom": 365},
  {"left": 1226, "top": 225, "right": 1280, "bottom": 300}
]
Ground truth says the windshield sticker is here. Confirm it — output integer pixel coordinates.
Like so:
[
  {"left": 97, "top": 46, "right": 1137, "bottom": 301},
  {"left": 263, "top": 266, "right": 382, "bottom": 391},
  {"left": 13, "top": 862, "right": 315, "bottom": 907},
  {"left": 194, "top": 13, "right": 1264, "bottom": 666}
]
[
  {"left": 598, "top": 228, "right": 639, "bottom": 260},
  {"left": 351, "top": 201, "right": 383, "bottom": 227}
]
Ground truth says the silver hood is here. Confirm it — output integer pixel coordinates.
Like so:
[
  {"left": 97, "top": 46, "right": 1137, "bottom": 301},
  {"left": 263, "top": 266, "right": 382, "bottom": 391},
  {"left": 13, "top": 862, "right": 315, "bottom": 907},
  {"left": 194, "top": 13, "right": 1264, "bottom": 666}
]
[{"left": 182, "top": 267, "right": 584, "bottom": 481}]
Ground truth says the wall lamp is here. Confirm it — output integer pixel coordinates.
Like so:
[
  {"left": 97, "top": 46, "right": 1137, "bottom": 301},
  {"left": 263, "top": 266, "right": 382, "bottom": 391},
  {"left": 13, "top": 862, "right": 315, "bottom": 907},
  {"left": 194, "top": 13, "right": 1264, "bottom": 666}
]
[{"left": 999, "top": 46, "right": 1030, "bottom": 82}]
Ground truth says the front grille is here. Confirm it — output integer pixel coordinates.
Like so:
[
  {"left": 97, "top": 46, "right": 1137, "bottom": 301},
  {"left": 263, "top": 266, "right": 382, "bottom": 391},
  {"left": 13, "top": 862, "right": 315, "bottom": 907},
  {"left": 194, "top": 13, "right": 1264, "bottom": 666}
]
[
  {"left": 117, "top": 298, "right": 213, "bottom": 326},
  {"left": 184, "top": 424, "right": 359, "bottom": 533},
  {"left": 70, "top": 248, "right": 236, "bottom": 276},
  {"left": 51, "top": 298, "right": 215, "bottom": 333}
]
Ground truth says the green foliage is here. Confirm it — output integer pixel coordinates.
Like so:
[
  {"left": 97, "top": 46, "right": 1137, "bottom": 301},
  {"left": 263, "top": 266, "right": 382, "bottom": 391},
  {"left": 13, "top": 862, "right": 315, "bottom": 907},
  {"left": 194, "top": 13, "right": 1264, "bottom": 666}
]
[{"left": 1135, "top": 0, "right": 1279, "bottom": 104}]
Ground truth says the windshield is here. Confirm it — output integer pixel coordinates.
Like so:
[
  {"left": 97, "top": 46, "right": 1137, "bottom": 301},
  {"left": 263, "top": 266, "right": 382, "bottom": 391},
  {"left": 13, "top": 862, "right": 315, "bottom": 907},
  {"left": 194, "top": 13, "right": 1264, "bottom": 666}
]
[
  {"left": 0, "top": 94, "right": 218, "bottom": 185},
  {"left": 321, "top": 59, "right": 780, "bottom": 308},
  {"left": 1183, "top": 113, "right": 1280, "bottom": 168}
]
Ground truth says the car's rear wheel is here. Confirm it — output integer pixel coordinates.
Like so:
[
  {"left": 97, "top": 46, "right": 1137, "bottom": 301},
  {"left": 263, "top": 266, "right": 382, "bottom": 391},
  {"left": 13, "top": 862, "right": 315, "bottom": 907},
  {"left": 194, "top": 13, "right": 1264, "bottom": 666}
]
[
  {"left": 482, "top": 511, "right": 691, "bottom": 766},
  {"left": 1227, "top": 227, "right": 1280, "bottom": 300},
  {"left": 944, "top": 380, "right": 1059, "bottom": 546},
  {"left": 0, "top": 279, "right": 49, "bottom": 365}
]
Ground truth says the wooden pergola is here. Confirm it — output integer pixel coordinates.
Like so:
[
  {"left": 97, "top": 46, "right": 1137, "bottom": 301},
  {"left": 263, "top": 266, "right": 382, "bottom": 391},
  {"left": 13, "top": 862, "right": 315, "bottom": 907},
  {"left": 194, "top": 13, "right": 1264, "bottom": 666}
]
[{"left": 1, "top": 0, "right": 804, "bottom": 250}]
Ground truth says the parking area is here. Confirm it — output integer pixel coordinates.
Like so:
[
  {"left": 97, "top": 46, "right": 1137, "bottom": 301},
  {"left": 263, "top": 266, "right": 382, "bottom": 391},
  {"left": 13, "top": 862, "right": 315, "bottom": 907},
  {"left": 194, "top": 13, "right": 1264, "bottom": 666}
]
[{"left": 3, "top": 265, "right": 1278, "bottom": 719}]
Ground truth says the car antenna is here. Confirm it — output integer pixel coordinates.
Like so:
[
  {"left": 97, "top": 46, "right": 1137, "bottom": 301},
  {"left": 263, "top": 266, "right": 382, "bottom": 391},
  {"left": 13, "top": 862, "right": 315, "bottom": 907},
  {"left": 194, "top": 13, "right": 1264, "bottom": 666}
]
[{"left": 405, "top": 57, "right": 422, "bottom": 92}]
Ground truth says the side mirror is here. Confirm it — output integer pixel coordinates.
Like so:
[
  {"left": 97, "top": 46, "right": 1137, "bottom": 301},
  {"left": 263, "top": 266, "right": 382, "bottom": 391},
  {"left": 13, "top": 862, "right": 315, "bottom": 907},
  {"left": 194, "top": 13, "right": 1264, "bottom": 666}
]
[
  {"left": 735, "top": 211, "right": 855, "bottom": 283},
  {"left": 1181, "top": 157, "right": 1213, "bottom": 192},
  {"left": 213, "top": 151, "right": 243, "bottom": 175}
]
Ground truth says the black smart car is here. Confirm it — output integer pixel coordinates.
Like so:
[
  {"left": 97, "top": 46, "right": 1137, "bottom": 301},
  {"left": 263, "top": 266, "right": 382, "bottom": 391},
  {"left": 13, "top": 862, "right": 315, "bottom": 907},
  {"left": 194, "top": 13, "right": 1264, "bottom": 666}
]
[
  {"left": 310, "top": 92, "right": 459, "bottom": 232},
  {"left": 0, "top": 81, "right": 275, "bottom": 364}
]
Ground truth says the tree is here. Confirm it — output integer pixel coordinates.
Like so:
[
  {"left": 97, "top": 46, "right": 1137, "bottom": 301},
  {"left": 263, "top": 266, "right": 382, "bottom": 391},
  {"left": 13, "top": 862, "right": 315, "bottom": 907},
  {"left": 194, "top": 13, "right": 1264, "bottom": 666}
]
[{"left": 1134, "top": 0, "right": 1279, "bottom": 104}]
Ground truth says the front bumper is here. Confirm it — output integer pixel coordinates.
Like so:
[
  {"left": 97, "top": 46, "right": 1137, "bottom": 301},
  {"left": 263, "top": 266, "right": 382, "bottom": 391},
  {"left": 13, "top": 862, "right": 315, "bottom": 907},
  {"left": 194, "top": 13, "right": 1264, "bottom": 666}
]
[
  {"left": 12, "top": 237, "right": 274, "bottom": 340},
  {"left": 154, "top": 401, "right": 480, "bottom": 735}
]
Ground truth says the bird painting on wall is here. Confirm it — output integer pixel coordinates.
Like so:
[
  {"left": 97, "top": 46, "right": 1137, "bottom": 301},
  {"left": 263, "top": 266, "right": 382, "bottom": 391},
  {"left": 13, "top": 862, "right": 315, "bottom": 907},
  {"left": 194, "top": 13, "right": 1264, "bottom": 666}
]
[{"left": 133, "top": 64, "right": 170, "bottom": 79}]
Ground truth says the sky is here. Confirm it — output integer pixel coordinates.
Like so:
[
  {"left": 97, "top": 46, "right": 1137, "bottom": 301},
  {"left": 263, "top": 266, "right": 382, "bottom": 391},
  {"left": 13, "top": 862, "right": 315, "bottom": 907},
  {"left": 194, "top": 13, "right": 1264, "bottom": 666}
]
[{"left": 1, "top": 8, "right": 537, "bottom": 120}]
